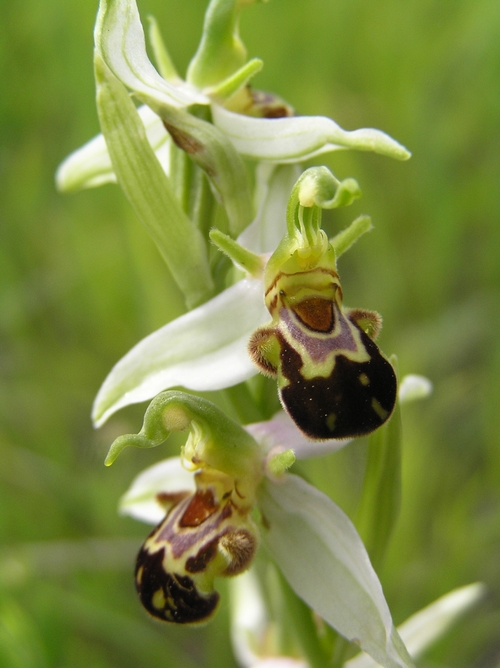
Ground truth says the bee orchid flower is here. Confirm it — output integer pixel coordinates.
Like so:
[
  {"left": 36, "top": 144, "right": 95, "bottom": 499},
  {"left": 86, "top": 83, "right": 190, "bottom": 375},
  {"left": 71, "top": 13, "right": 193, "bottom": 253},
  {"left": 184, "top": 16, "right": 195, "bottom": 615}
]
[
  {"left": 93, "top": 165, "right": 377, "bottom": 428},
  {"left": 112, "top": 391, "right": 415, "bottom": 668}
]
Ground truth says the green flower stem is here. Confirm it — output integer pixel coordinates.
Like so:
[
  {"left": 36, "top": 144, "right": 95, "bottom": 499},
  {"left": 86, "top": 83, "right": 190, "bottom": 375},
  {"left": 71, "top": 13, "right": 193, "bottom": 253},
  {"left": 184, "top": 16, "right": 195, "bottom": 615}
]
[
  {"left": 169, "top": 141, "right": 193, "bottom": 214},
  {"left": 169, "top": 135, "right": 217, "bottom": 238},
  {"left": 189, "top": 165, "right": 217, "bottom": 238},
  {"left": 277, "top": 569, "right": 331, "bottom": 668},
  {"left": 95, "top": 55, "right": 214, "bottom": 309},
  {"left": 356, "top": 357, "right": 402, "bottom": 571}
]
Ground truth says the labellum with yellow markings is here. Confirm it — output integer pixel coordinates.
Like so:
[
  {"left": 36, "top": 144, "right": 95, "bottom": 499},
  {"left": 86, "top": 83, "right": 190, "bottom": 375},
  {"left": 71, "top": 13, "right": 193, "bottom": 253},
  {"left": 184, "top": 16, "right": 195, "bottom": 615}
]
[{"left": 135, "top": 469, "right": 258, "bottom": 623}]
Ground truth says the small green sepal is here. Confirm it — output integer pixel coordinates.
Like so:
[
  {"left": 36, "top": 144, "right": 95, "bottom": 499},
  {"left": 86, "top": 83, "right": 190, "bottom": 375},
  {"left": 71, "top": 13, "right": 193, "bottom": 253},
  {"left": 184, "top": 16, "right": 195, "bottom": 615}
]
[
  {"left": 105, "top": 391, "right": 263, "bottom": 499},
  {"left": 210, "top": 229, "right": 266, "bottom": 277}
]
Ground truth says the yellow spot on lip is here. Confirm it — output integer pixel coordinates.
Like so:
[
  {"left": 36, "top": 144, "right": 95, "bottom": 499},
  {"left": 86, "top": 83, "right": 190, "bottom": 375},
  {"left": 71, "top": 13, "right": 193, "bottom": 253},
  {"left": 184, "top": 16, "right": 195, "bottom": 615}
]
[
  {"left": 136, "top": 566, "right": 144, "bottom": 584},
  {"left": 358, "top": 373, "right": 370, "bottom": 386},
  {"left": 326, "top": 412, "right": 337, "bottom": 431},
  {"left": 371, "top": 398, "right": 389, "bottom": 420},
  {"left": 152, "top": 588, "right": 167, "bottom": 610}
]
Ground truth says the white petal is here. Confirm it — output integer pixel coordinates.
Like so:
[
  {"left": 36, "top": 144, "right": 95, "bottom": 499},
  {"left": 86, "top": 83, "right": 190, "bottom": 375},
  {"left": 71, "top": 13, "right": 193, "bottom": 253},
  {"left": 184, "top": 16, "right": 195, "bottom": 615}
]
[
  {"left": 92, "top": 278, "right": 268, "bottom": 426},
  {"left": 119, "top": 456, "right": 195, "bottom": 524},
  {"left": 258, "top": 475, "right": 414, "bottom": 668},
  {"left": 398, "top": 375, "right": 433, "bottom": 404},
  {"left": 95, "top": 0, "right": 208, "bottom": 109},
  {"left": 55, "top": 105, "right": 169, "bottom": 191},
  {"left": 245, "top": 411, "right": 352, "bottom": 459},
  {"left": 345, "top": 582, "right": 485, "bottom": 668},
  {"left": 212, "top": 105, "right": 411, "bottom": 163}
]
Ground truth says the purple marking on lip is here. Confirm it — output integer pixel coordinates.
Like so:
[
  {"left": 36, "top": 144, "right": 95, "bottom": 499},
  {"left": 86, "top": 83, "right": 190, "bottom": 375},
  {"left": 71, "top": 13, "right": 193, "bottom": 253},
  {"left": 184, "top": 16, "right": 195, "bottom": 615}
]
[
  {"left": 280, "top": 306, "right": 357, "bottom": 362},
  {"left": 154, "top": 494, "right": 233, "bottom": 559}
]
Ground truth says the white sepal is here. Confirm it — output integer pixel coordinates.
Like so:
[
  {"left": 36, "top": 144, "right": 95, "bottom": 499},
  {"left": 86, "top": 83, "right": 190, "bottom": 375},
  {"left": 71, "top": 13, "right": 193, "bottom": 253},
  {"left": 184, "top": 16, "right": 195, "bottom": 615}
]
[
  {"left": 258, "top": 475, "right": 414, "bottom": 668},
  {"left": 55, "top": 105, "right": 170, "bottom": 192},
  {"left": 212, "top": 105, "right": 411, "bottom": 163},
  {"left": 92, "top": 278, "right": 268, "bottom": 426},
  {"left": 95, "top": 0, "right": 208, "bottom": 109},
  {"left": 119, "top": 456, "right": 195, "bottom": 524},
  {"left": 345, "top": 582, "right": 485, "bottom": 668},
  {"left": 238, "top": 164, "right": 302, "bottom": 255}
]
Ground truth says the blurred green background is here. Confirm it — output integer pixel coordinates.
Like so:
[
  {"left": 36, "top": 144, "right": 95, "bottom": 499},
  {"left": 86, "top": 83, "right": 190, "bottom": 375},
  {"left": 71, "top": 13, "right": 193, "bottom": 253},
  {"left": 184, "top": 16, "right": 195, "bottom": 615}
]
[{"left": 1, "top": 0, "right": 500, "bottom": 665}]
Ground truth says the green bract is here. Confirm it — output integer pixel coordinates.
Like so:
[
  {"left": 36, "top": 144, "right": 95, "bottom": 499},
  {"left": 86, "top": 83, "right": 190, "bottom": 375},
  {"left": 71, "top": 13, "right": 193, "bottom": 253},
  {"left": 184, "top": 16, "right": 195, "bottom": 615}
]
[{"left": 95, "top": 54, "right": 215, "bottom": 308}]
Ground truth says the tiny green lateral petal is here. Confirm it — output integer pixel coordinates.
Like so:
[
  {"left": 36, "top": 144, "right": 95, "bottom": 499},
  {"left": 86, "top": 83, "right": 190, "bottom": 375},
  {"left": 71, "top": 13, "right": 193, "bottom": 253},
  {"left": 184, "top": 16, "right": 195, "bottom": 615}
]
[
  {"left": 331, "top": 215, "right": 373, "bottom": 259},
  {"left": 187, "top": 0, "right": 248, "bottom": 88},
  {"left": 147, "top": 16, "right": 182, "bottom": 83},
  {"left": 210, "top": 229, "right": 265, "bottom": 277},
  {"left": 205, "top": 58, "right": 263, "bottom": 102},
  {"left": 95, "top": 55, "right": 214, "bottom": 308},
  {"left": 106, "top": 392, "right": 263, "bottom": 493},
  {"left": 265, "top": 448, "right": 296, "bottom": 478}
]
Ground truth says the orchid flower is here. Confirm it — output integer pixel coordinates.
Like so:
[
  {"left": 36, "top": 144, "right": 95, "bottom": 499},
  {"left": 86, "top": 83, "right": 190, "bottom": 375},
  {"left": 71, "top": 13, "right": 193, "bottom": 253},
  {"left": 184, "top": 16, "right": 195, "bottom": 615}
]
[
  {"left": 112, "top": 391, "right": 417, "bottom": 668},
  {"left": 93, "top": 165, "right": 377, "bottom": 427},
  {"left": 55, "top": 0, "right": 409, "bottom": 305},
  {"left": 55, "top": 0, "right": 409, "bottom": 194},
  {"left": 56, "top": 0, "right": 411, "bottom": 426}
]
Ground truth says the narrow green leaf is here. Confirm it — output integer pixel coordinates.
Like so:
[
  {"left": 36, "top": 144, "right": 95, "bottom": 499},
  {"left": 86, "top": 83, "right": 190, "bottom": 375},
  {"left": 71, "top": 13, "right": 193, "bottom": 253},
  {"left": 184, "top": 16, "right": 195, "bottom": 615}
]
[{"left": 95, "top": 54, "right": 214, "bottom": 308}]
